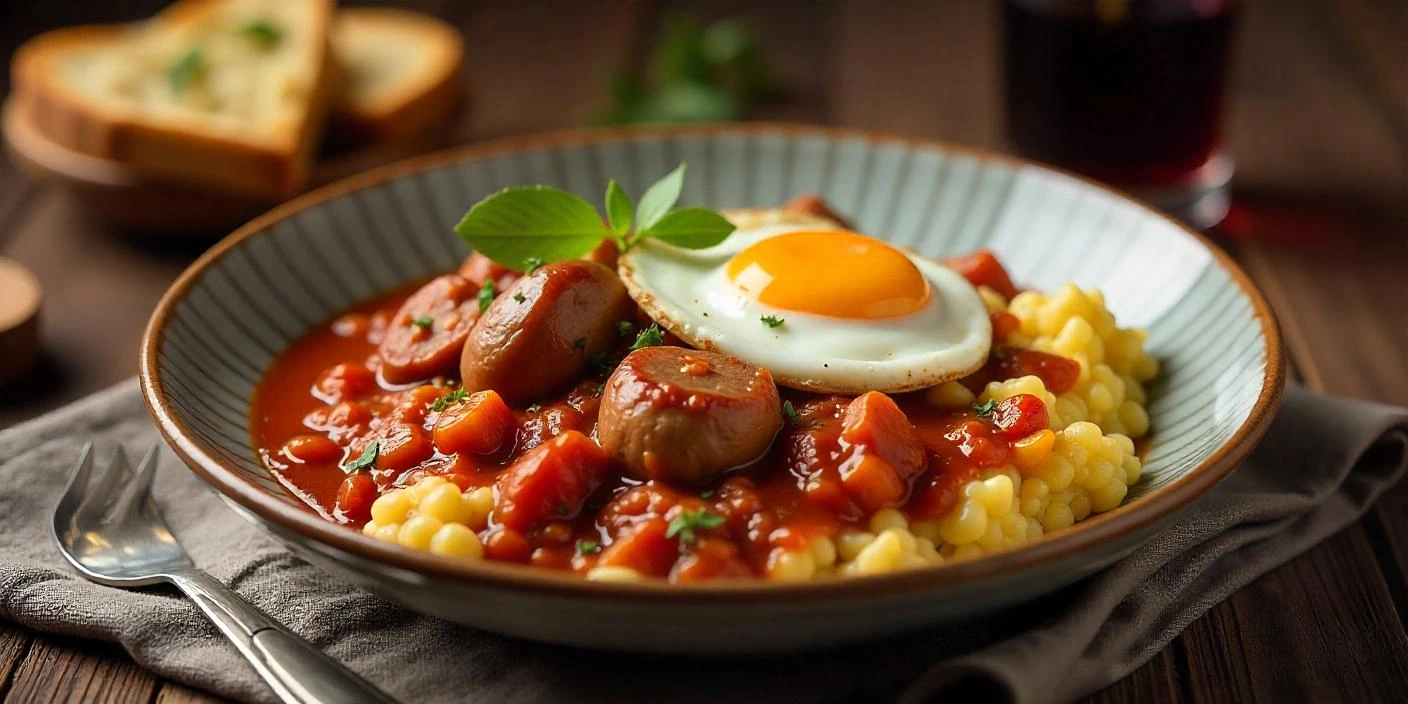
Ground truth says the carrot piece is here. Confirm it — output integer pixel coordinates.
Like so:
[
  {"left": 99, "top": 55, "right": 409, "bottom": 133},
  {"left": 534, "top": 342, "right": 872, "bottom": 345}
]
[
  {"left": 943, "top": 250, "right": 1020, "bottom": 300},
  {"left": 495, "top": 431, "right": 610, "bottom": 531},
  {"left": 838, "top": 453, "right": 907, "bottom": 512},
  {"left": 841, "top": 392, "right": 927, "bottom": 479},
  {"left": 370, "top": 422, "right": 434, "bottom": 473},
  {"left": 433, "top": 390, "right": 516, "bottom": 455},
  {"left": 597, "top": 518, "right": 678, "bottom": 577}
]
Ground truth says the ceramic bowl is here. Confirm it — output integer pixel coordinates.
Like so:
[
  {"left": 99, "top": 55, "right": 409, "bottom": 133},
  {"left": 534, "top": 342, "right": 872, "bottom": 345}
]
[{"left": 140, "top": 125, "right": 1284, "bottom": 653}]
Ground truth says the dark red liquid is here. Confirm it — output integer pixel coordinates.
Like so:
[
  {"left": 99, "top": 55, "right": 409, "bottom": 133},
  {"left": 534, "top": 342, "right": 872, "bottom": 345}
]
[{"left": 1003, "top": 0, "right": 1237, "bottom": 187}]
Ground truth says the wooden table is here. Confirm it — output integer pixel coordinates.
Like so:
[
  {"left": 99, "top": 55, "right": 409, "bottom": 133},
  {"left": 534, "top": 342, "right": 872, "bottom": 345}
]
[{"left": 2, "top": 1, "right": 1404, "bottom": 701}]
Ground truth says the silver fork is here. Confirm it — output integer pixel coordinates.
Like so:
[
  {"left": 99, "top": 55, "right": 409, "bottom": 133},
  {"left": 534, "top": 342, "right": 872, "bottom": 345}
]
[{"left": 53, "top": 443, "right": 397, "bottom": 704}]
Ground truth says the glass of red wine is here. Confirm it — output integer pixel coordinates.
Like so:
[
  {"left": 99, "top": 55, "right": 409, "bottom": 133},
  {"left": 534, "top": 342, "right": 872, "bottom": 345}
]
[{"left": 1002, "top": 0, "right": 1238, "bottom": 229}]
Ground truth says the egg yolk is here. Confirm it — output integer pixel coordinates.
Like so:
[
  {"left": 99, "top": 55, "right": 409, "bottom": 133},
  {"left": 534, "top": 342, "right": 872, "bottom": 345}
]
[{"left": 726, "top": 231, "right": 931, "bottom": 319}]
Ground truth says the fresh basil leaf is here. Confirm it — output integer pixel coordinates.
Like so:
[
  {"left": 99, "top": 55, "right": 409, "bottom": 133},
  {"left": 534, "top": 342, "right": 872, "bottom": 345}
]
[
  {"left": 634, "top": 163, "right": 686, "bottom": 232},
  {"left": 454, "top": 186, "right": 610, "bottom": 269},
  {"left": 605, "top": 180, "right": 633, "bottom": 237},
  {"left": 642, "top": 206, "right": 735, "bottom": 249}
]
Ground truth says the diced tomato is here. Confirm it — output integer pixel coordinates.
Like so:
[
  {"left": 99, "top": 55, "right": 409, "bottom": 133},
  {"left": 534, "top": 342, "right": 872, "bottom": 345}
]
[
  {"left": 281, "top": 434, "right": 342, "bottom": 464},
  {"left": 313, "top": 362, "right": 377, "bottom": 403},
  {"left": 672, "top": 537, "right": 752, "bottom": 583},
  {"left": 989, "top": 394, "right": 1049, "bottom": 441},
  {"left": 948, "top": 420, "right": 1009, "bottom": 467},
  {"left": 991, "top": 346, "right": 1081, "bottom": 394},
  {"left": 484, "top": 529, "right": 533, "bottom": 563},
  {"left": 333, "top": 472, "right": 377, "bottom": 525},
  {"left": 841, "top": 392, "right": 927, "bottom": 479},
  {"left": 325, "top": 401, "right": 371, "bottom": 429},
  {"left": 943, "top": 250, "right": 1020, "bottom": 301},
  {"left": 597, "top": 518, "right": 678, "bottom": 577},
  {"left": 990, "top": 311, "right": 1020, "bottom": 342},
  {"left": 494, "top": 431, "right": 610, "bottom": 531},
  {"left": 458, "top": 251, "right": 522, "bottom": 290},
  {"left": 908, "top": 462, "right": 983, "bottom": 520},
  {"left": 838, "top": 453, "right": 907, "bottom": 512},
  {"left": 433, "top": 390, "right": 516, "bottom": 455},
  {"left": 530, "top": 547, "right": 575, "bottom": 570}
]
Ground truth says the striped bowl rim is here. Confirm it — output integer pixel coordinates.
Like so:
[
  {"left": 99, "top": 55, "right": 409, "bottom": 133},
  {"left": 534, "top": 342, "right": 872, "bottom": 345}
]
[{"left": 140, "top": 123, "right": 1285, "bottom": 603}]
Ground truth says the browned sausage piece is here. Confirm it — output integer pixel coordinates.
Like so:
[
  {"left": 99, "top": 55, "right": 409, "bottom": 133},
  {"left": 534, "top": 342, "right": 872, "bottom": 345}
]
[
  {"left": 458, "top": 251, "right": 522, "bottom": 290},
  {"left": 460, "top": 260, "right": 633, "bottom": 405},
  {"left": 378, "top": 274, "right": 482, "bottom": 384},
  {"left": 599, "top": 346, "right": 783, "bottom": 486}
]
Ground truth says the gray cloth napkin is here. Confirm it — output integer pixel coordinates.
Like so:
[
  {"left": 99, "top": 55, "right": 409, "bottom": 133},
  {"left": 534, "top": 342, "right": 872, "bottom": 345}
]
[{"left": 1, "top": 380, "right": 1404, "bottom": 704}]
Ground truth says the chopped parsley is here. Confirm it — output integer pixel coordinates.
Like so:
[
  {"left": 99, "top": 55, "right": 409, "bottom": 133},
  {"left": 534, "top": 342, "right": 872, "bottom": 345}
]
[
  {"left": 237, "top": 20, "right": 282, "bottom": 48},
  {"left": 167, "top": 48, "right": 205, "bottom": 93},
  {"left": 782, "top": 400, "right": 799, "bottom": 423},
  {"left": 594, "top": 382, "right": 606, "bottom": 397},
  {"left": 556, "top": 500, "right": 571, "bottom": 516},
  {"left": 512, "top": 291, "right": 526, "bottom": 303},
  {"left": 699, "top": 489, "right": 715, "bottom": 499},
  {"left": 477, "top": 280, "right": 496, "bottom": 314},
  {"left": 973, "top": 399, "right": 997, "bottom": 417},
  {"left": 630, "top": 323, "right": 664, "bottom": 351},
  {"left": 666, "top": 508, "right": 725, "bottom": 545},
  {"left": 576, "top": 539, "right": 601, "bottom": 555},
  {"left": 523, "top": 256, "right": 545, "bottom": 273},
  {"left": 760, "top": 314, "right": 785, "bottom": 329},
  {"left": 430, "top": 387, "right": 469, "bottom": 412},
  {"left": 412, "top": 315, "right": 434, "bottom": 330},
  {"left": 616, "top": 320, "right": 634, "bottom": 337},
  {"left": 573, "top": 337, "right": 587, "bottom": 352},
  {"left": 342, "top": 441, "right": 378, "bottom": 473}
]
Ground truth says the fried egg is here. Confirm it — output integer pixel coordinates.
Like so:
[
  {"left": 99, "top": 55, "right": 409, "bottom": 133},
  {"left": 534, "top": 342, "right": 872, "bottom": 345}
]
[{"left": 618, "top": 210, "right": 992, "bottom": 393}]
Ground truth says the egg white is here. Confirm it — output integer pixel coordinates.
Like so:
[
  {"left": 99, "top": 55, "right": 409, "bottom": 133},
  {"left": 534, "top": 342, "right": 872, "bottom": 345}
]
[{"left": 618, "top": 219, "right": 992, "bottom": 393}]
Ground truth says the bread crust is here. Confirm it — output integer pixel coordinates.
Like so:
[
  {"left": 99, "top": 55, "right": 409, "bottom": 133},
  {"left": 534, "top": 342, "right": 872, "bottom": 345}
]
[
  {"left": 327, "top": 8, "right": 465, "bottom": 146},
  {"left": 10, "top": 0, "right": 337, "bottom": 201}
]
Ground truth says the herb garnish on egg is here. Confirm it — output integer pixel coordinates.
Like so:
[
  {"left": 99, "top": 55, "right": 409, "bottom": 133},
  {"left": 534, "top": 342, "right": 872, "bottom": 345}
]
[{"left": 454, "top": 164, "right": 735, "bottom": 271}]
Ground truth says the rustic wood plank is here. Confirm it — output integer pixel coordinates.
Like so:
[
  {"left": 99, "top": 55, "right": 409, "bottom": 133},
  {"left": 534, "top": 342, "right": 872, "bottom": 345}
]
[
  {"left": 1083, "top": 646, "right": 1184, "bottom": 704},
  {"left": 0, "top": 190, "right": 193, "bottom": 428},
  {"left": 0, "top": 622, "right": 33, "bottom": 698},
  {"left": 6, "top": 635, "right": 158, "bottom": 703},
  {"left": 831, "top": 0, "right": 1001, "bottom": 147},
  {"left": 1227, "top": 0, "right": 1408, "bottom": 203},
  {"left": 154, "top": 682, "right": 225, "bottom": 704},
  {"left": 455, "top": 0, "right": 648, "bottom": 141}
]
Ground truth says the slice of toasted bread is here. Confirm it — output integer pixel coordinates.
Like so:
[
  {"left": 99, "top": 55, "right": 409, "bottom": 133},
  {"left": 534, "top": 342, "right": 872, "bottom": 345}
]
[
  {"left": 12, "top": 0, "right": 336, "bottom": 201},
  {"left": 328, "top": 8, "right": 464, "bottom": 146}
]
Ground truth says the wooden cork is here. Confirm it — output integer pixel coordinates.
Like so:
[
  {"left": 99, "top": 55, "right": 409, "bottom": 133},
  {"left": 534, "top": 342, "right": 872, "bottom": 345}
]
[{"left": 0, "top": 257, "right": 42, "bottom": 384}]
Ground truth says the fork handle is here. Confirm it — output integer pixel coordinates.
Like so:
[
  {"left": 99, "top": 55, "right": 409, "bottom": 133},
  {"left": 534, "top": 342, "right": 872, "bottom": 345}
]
[{"left": 170, "top": 570, "right": 397, "bottom": 704}]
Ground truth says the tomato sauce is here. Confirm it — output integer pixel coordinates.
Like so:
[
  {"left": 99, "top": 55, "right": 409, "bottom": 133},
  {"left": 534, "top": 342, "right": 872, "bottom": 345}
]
[{"left": 251, "top": 280, "right": 1066, "bottom": 582}]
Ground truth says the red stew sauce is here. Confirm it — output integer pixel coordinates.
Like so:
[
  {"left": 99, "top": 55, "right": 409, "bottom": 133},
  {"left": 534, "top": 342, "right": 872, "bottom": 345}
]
[{"left": 251, "top": 251, "right": 1080, "bottom": 582}]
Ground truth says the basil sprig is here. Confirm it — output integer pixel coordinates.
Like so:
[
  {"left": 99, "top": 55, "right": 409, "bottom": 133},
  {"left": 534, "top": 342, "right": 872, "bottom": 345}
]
[{"left": 454, "top": 164, "right": 734, "bottom": 272}]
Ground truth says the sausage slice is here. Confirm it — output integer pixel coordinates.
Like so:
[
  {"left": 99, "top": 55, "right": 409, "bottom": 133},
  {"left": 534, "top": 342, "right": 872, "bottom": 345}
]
[
  {"left": 599, "top": 346, "right": 783, "bottom": 486},
  {"left": 378, "top": 274, "right": 482, "bottom": 384},
  {"left": 460, "top": 260, "right": 634, "bottom": 404}
]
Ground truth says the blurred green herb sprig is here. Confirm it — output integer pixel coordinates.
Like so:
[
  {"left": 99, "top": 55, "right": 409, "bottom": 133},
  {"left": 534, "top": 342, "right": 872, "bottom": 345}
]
[{"left": 596, "top": 15, "right": 778, "bottom": 125}]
